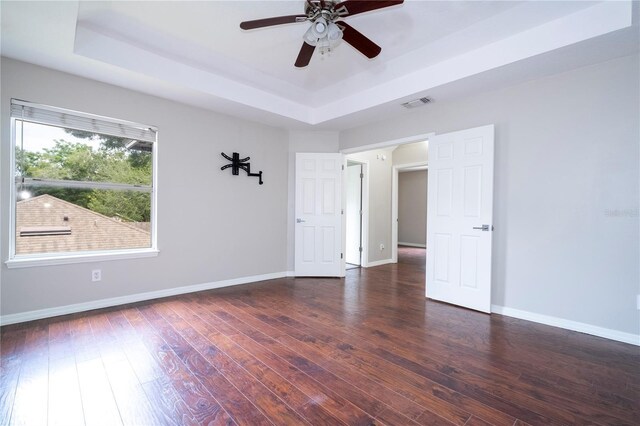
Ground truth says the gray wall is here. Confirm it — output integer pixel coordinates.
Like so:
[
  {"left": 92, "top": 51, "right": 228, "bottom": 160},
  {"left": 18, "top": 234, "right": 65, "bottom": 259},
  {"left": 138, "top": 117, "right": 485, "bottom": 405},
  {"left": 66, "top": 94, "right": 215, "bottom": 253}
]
[
  {"left": 2, "top": 54, "right": 638, "bottom": 339},
  {"left": 398, "top": 170, "right": 427, "bottom": 246},
  {"left": 1, "top": 58, "right": 289, "bottom": 316},
  {"left": 341, "top": 54, "right": 640, "bottom": 336}
]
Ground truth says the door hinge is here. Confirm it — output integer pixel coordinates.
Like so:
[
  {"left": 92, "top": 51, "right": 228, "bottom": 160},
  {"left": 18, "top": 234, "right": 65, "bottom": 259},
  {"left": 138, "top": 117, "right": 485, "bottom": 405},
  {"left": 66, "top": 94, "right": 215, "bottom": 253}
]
[
  {"left": 341, "top": 253, "right": 343, "bottom": 259},
  {"left": 359, "top": 247, "right": 363, "bottom": 252},
  {"left": 360, "top": 210, "right": 363, "bottom": 216},
  {"left": 342, "top": 165, "right": 345, "bottom": 170},
  {"left": 360, "top": 173, "right": 364, "bottom": 178}
]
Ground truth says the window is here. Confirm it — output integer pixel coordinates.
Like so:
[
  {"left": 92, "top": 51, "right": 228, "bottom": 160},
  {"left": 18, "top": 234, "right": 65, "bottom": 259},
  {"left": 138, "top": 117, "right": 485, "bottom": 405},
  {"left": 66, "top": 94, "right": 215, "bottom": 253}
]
[{"left": 8, "top": 99, "right": 157, "bottom": 267}]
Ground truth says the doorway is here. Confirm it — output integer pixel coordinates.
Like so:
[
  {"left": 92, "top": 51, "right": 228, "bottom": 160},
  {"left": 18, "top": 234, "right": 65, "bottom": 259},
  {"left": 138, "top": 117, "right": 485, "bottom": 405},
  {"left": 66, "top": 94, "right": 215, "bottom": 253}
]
[
  {"left": 392, "top": 163, "right": 428, "bottom": 263},
  {"left": 345, "top": 161, "right": 364, "bottom": 269},
  {"left": 391, "top": 148, "right": 429, "bottom": 263}
]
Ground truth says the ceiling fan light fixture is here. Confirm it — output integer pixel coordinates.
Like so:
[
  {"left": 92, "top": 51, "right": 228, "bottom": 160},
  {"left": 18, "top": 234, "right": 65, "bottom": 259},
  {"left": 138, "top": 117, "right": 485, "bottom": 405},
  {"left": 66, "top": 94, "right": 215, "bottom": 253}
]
[
  {"left": 304, "top": 17, "right": 331, "bottom": 46},
  {"left": 303, "top": 26, "right": 319, "bottom": 46},
  {"left": 312, "top": 17, "right": 328, "bottom": 37},
  {"left": 327, "top": 21, "right": 343, "bottom": 42}
]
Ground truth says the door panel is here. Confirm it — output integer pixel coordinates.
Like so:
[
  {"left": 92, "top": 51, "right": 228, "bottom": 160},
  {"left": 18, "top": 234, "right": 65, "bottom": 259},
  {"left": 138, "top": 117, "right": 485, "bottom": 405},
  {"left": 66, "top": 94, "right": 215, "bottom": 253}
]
[
  {"left": 295, "top": 153, "right": 343, "bottom": 277},
  {"left": 426, "top": 125, "right": 494, "bottom": 313}
]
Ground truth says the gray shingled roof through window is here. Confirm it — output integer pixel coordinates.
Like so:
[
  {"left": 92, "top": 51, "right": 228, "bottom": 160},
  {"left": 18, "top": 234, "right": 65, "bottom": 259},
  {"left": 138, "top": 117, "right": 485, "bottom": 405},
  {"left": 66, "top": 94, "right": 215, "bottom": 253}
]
[{"left": 16, "top": 194, "right": 150, "bottom": 255}]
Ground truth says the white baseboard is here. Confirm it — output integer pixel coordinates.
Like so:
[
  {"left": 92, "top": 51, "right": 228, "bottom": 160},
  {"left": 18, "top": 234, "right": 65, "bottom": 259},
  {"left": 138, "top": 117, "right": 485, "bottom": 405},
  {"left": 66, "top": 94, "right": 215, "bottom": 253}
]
[
  {"left": 491, "top": 305, "right": 640, "bottom": 346},
  {"left": 0, "top": 271, "right": 288, "bottom": 326},
  {"left": 398, "top": 242, "right": 426, "bottom": 248},
  {"left": 366, "top": 258, "right": 394, "bottom": 267}
]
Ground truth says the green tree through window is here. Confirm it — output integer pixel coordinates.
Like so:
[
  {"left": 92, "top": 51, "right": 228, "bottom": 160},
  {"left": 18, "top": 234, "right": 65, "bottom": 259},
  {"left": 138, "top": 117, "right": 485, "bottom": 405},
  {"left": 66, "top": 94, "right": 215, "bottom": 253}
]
[{"left": 17, "top": 131, "right": 152, "bottom": 222}]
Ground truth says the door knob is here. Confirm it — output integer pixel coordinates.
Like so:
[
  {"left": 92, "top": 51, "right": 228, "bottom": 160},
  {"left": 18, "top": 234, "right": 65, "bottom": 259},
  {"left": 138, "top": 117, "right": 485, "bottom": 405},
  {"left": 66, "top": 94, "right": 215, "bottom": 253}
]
[
  {"left": 296, "top": 218, "right": 306, "bottom": 223},
  {"left": 473, "top": 224, "right": 491, "bottom": 231}
]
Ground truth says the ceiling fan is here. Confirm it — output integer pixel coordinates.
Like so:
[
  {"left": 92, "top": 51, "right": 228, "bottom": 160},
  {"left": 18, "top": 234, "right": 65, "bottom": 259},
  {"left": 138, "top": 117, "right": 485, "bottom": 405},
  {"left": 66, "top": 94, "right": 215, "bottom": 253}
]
[{"left": 239, "top": 0, "right": 404, "bottom": 68}]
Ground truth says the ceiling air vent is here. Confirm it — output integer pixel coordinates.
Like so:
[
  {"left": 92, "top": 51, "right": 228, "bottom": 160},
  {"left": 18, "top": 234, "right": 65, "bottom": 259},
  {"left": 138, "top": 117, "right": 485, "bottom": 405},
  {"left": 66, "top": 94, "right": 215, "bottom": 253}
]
[{"left": 401, "top": 97, "right": 432, "bottom": 109}]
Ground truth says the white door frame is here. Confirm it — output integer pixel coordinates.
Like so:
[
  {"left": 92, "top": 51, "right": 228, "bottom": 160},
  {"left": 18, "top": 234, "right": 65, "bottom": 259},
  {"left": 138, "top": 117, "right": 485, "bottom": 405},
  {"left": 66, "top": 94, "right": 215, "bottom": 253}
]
[
  {"left": 342, "top": 158, "right": 369, "bottom": 267},
  {"left": 391, "top": 162, "right": 428, "bottom": 263}
]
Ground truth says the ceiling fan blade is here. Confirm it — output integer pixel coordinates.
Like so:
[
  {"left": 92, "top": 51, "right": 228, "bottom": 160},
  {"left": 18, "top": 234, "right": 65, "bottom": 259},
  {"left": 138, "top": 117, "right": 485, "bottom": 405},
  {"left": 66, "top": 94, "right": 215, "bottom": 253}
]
[
  {"left": 334, "top": 0, "right": 403, "bottom": 17},
  {"left": 240, "top": 15, "right": 307, "bottom": 30},
  {"left": 295, "top": 42, "right": 316, "bottom": 68},
  {"left": 337, "top": 22, "right": 381, "bottom": 59}
]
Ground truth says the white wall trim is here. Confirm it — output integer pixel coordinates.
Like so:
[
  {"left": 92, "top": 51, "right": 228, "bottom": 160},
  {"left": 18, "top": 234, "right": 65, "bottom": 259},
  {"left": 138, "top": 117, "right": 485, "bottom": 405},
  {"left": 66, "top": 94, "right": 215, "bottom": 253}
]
[
  {"left": 0, "top": 271, "right": 288, "bottom": 326},
  {"left": 366, "top": 258, "right": 394, "bottom": 268},
  {"left": 398, "top": 242, "right": 427, "bottom": 248},
  {"left": 491, "top": 305, "right": 640, "bottom": 346},
  {"left": 6, "top": 249, "right": 160, "bottom": 269}
]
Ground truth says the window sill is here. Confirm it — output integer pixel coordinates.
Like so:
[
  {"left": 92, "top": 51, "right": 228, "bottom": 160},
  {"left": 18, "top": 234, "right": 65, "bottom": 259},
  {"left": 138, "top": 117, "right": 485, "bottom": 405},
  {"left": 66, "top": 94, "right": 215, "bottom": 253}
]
[{"left": 5, "top": 248, "right": 159, "bottom": 269}]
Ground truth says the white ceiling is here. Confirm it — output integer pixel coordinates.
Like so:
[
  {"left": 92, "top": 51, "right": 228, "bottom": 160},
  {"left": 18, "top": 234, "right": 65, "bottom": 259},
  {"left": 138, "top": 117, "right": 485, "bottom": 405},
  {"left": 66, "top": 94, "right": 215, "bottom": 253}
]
[{"left": 1, "top": 1, "right": 638, "bottom": 130}]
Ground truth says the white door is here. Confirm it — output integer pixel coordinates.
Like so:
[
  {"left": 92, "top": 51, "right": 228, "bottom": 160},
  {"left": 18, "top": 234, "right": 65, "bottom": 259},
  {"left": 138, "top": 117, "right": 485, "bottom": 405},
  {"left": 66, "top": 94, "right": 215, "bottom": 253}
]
[
  {"left": 295, "top": 153, "right": 343, "bottom": 277},
  {"left": 426, "top": 125, "right": 494, "bottom": 313}
]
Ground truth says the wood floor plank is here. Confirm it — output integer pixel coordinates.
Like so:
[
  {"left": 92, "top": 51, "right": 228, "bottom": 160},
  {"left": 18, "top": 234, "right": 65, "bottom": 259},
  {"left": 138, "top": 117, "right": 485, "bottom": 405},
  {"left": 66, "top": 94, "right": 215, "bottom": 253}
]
[
  {"left": 184, "top": 297, "right": 380, "bottom": 426},
  {"left": 1, "top": 247, "right": 638, "bottom": 425},
  {"left": 9, "top": 322, "right": 49, "bottom": 426},
  {"left": 105, "top": 310, "right": 165, "bottom": 384},
  {"left": 283, "top": 294, "right": 576, "bottom": 424},
  {"left": 232, "top": 278, "right": 630, "bottom": 424},
  {"left": 153, "top": 301, "right": 308, "bottom": 426},
  {"left": 215, "top": 294, "right": 498, "bottom": 422},
  {"left": 197, "top": 297, "right": 394, "bottom": 421},
  {"left": 256, "top": 300, "right": 596, "bottom": 424},
  {"left": 171, "top": 298, "right": 346, "bottom": 426},
  {"left": 241, "top": 301, "right": 516, "bottom": 425},
  {"left": 105, "top": 310, "right": 201, "bottom": 426},
  {"left": 89, "top": 314, "right": 166, "bottom": 426},
  {"left": 47, "top": 322, "right": 85, "bottom": 426},
  {"left": 141, "top": 378, "right": 201, "bottom": 426},
  {"left": 138, "top": 304, "right": 273, "bottom": 426},
  {"left": 0, "top": 364, "right": 20, "bottom": 426},
  {"left": 464, "top": 416, "right": 494, "bottom": 426},
  {"left": 48, "top": 319, "right": 75, "bottom": 361},
  {"left": 215, "top": 296, "right": 470, "bottom": 425},
  {"left": 76, "top": 357, "right": 123, "bottom": 426},
  {"left": 0, "top": 330, "right": 25, "bottom": 426},
  {"left": 9, "top": 356, "right": 48, "bottom": 426},
  {"left": 121, "top": 307, "right": 234, "bottom": 426},
  {"left": 48, "top": 356, "right": 84, "bottom": 426}
]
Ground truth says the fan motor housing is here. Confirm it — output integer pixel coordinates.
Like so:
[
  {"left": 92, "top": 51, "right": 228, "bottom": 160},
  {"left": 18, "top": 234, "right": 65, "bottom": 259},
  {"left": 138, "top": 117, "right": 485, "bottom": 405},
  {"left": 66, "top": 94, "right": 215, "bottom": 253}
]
[{"left": 305, "top": 0, "right": 339, "bottom": 20}]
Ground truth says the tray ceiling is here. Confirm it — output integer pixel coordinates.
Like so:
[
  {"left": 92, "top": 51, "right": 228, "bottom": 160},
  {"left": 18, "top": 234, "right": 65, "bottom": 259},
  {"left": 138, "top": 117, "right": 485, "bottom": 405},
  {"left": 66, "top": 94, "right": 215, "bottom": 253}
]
[{"left": 1, "top": 1, "right": 637, "bottom": 129}]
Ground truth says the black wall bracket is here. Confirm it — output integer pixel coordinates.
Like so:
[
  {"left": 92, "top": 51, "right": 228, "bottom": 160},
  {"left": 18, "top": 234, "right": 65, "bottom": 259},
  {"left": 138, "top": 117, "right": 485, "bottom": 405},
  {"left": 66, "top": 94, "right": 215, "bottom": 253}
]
[{"left": 221, "top": 152, "right": 263, "bottom": 185}]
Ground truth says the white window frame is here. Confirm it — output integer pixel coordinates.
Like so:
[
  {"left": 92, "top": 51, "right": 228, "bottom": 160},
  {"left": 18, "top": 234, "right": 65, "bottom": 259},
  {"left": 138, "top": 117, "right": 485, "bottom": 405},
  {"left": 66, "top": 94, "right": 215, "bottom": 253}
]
[{"left": 6, "top": 100, "right": 159, "bottom": 268}]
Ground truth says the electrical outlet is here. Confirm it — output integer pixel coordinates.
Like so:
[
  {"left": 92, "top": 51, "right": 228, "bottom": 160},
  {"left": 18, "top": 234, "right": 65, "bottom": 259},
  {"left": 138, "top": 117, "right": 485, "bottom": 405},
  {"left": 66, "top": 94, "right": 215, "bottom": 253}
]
[
  {"left": 379, "top": 243, "right": 385, "bottom": 251},
  {"left": 92, "top": 269, "right": 101, "bottom": 282}
]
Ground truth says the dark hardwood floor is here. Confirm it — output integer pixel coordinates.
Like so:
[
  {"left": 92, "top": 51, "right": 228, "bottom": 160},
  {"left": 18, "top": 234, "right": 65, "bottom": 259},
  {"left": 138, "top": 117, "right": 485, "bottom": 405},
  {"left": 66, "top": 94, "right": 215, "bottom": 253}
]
[{"left": 1, "top": 246, "right": 638, "bottom": 425}]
